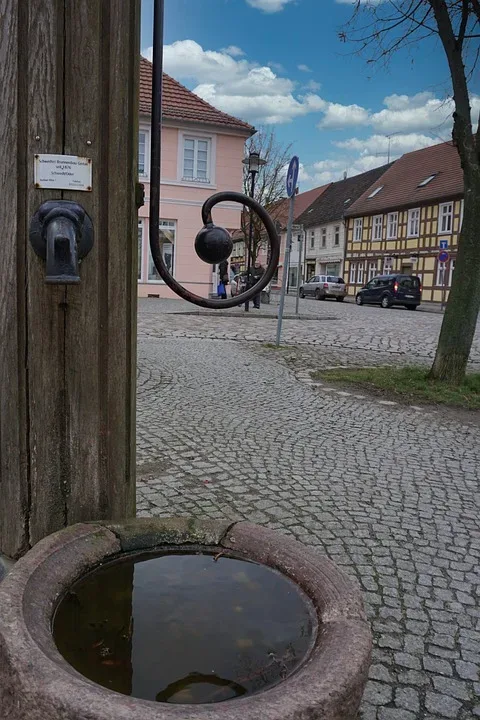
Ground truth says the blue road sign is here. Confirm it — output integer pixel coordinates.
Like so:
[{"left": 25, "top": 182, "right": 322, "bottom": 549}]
[
  {"left": 286, "top": 156, "right": 299, "bottom": 198},
  {"left": 439, "top": 239, "right": 448, "bottom": 250},
  {"left": 438, "top": 250, "right": 449, "bottom": 263}
]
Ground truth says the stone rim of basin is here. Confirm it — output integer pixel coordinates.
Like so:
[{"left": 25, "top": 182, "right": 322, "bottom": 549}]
[{"left": 0, "top": 518, "right": 372, "bottom": 720}]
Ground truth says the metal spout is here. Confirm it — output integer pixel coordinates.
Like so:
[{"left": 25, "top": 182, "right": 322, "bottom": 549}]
[{"left": 45, "top": 215, "right": 80, "bottom": 284}]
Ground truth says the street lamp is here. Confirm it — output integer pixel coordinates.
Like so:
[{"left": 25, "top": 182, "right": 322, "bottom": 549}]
[{"left": 242, "top": 151, "right": 267, "bottom": 311}]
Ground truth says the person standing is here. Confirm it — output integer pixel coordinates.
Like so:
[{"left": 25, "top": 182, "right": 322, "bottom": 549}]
[
  {"left": 252, "top": 261, "right": 264, "bottom": 309},
  {"left": 217, "top": 260, "right": 229, "bottom": 299}
]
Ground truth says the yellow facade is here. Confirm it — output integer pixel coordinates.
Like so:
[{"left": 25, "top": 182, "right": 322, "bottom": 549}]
[{"left": 344, "top": 198, "right": 463, "bottom": 304}]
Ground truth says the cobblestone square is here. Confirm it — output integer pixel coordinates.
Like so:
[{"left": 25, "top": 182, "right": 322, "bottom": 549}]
[{"left": 137, "top": 297, "right": 480, "bottom": 719}]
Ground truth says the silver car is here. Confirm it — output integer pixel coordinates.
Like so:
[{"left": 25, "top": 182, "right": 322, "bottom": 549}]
[{"left": 299, "top": 275, "right": 347, "bottom": 301}]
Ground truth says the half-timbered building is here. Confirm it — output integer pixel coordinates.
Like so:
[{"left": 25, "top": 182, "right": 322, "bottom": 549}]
[{"left": 344, "top": 142, "right": 463, "bottom": 303}]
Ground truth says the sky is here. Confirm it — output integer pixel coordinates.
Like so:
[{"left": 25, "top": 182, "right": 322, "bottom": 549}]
[{"left": 140, "top": 0, "right": 480, "bottom": 190}]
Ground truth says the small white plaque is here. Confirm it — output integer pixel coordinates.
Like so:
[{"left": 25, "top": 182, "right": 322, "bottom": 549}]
[{"left": 34, "top": 154, "right": 92, "bottom": 191}]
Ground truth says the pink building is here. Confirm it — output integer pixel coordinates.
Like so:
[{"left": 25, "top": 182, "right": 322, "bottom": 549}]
[{"left": 138, "top": 58, "right": 254, "bottom": 298}]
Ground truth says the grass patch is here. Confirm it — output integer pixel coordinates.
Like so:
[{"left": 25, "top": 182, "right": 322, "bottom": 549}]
[{"left": 312, "top": 366, "right": 480, "bottom": 410}]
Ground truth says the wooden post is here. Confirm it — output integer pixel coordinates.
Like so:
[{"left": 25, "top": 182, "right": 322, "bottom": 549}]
[{"left": 0, "top": 0, "right": 140, "bottom": 558}]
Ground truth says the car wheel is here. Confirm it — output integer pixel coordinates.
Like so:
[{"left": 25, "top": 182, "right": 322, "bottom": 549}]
[
  {"left": 381, "top": 294, "right": 391, "bottom": 309},
  {"left": 336, "top": 297, "right": 344, "bottom": 302},
  {"left": 300, "top": 290, "right": 305, "bottom": 299},
  {"left": 406, "top": 305, "right": 418, "bottom": 311},
  {"left": 315, "top": 289, "right": 322, "bottom": 300},
  {"left": 355, "top": 294, "right": 363, "bottom": 306}
]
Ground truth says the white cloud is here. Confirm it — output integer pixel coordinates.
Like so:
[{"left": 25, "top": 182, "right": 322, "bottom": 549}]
[
  {"left": 314, "top": 91, "right": 480, "bottom": 135},
  {"left": 246, "top": 0, "right": 294, "bottom": 11},
  {"left": 151, "top": 39, "right": 327, "bottom": 125},
  {"left": 298, "top": 64, "right": 312, "bottom": 72},
  {"left": 221, "top": 45, "right": 245, "bottom": 57},
  {"left": 335, "top": 132, "right": 437, "bottom": 156},
  {"left": 304, "top": 79, "right": 321, "bottom": 91},
  {"left": 318, "top": 102, "right": 370, "bottom": 129}
]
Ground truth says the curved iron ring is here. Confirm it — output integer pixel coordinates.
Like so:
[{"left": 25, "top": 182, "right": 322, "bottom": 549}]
[{"left": 149, "top": 192, "right": 280, "bottom": 310}]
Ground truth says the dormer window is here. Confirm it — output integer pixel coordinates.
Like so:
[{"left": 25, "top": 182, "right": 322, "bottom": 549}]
[
  {"left": 367, "top": 186, "right": 384, "bottom": 199},
  {"left": 418, "top": 173, "right": 437, "bottom": 188}
]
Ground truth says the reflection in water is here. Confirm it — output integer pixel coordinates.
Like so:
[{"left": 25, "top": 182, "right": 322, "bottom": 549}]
[
  {"left": 53, "top": 553, "right": 316, "bottom": 704},
  {"left": 156, "top": 671, "right": 248, "bottom": 704}
]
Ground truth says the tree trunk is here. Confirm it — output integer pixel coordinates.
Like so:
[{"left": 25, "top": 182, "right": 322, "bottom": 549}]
[{"left": 430, "top": 167, "right": 480, "bottom": 383}]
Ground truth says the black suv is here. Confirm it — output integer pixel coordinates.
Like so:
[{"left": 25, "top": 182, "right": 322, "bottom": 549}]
[{"left": 355, "top": 274, "right": 422, "bottom": 310}]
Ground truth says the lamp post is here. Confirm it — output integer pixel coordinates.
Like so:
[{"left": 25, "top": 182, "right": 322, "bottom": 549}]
[{"left": 243, "top": 151, "right": 266, "bottom": 311}]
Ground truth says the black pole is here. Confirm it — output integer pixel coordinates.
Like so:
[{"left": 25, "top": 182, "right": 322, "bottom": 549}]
[
  {"left": 150, "top": 0, "right": 164, "bottom": 274},
  {"left": 244, "top": 170, "right": 256, "bottom": 312}
]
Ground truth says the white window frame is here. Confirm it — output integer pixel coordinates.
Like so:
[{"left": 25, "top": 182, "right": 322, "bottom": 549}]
[
  {"left": 436, "top": 261, "right": 446, "bottom": 287},
  {"left": 383, "top": 259, "right": 393, "bottom": 275},
  {"left": 368, "top": 262, "right": 377, "bottom": 281},
  {"left": 353, "top": 218, "right": 363, "bottom": 242},
  {"left": 407, "top": 208, "right": 420, "bottom": 238},
  {"left": 357, "top": 263, "right": 364, "bottom": 285},
  {"left": 138, "top": 128, "right": 150, "bottom": 177},
  {"left": 372, "top": 215, "right": 383, "bottom": 241},
  {"left": 182, "top": 135, "right": 212, "bottom": 184},
  {"left": 148, "top": 219, "right": 176, "bottom": 283},
  {"left": 334, "top": 225, "right": 340, "bottom": 247},
  {"left": 349, "top": 263, "right": 357, "bottom": 284},
  {"left": 460, "top": 200, "right": 464, "bottom": 230},
  {"left": 438, "top": 202, "right": 453, "bottom": 235},
  {"left": 321, "top": 228, "right": 327, "bottom": 248},
  {"left": 309, "top": 230, "right": 315, "bottom": 250},
  {"left": 137, "top": 219, "right": 144, "bottom": 281},
  {"left": 177, "top": 131, "right": 216, "bottom": 186},
  {"left": 387, "top": 212, "right": 398, "bottom": 240},
  {"left": 448, "top": 259, "right": 455, "bottom": 286}
]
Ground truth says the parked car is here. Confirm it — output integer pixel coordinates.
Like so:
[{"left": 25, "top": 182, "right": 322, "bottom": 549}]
[
  {"left": 299, "top": 275, "right": 347, "bottom": 301},
  {"left": 230, "top": 273, "right": 271, "bottom": 303},
  {"left": 355, "top": 274, "right": 422, "bottom": 310}
]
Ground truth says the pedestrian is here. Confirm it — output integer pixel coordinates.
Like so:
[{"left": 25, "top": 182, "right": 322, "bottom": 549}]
[
  {"left": 218, "top": 259, "right": 229, "bottom": 299},
  {"left": 252, "top": 261, "right": 264, "bottom": 309}
]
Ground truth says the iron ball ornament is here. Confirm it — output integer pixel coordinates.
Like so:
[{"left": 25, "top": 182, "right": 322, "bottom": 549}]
[{"left": 194, "top": 223, "right": 233, "bottom": 265}]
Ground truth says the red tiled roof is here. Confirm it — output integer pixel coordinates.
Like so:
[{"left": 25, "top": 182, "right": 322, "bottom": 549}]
[
  {"left": 269, "top": 184, "right": 331, "bottom": 229},
  {"left": 345, "top": 142, "right": 463, "bottom": 217},
  {"left": 140, "top": 57, "right": 255, "bottom": 134}
]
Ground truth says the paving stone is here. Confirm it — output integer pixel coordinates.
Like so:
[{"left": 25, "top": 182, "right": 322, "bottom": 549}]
[
  {"left": 454, "top": 659, "right": 479, "bottom": 681},
  {"left": 394, "top": 687, "right": 420, "bottom": 713},
  {"left": 363, "top": 681, "right": 393, "bottom": 706},
  {"left": 423, "top": 656, "right": 453, "bottom": 676},
  {"left": 425, "top": 692, "right": 463, "bottom": 718},
  {"left": 432, "top": 676, "right": 470, "bottom": 700}
]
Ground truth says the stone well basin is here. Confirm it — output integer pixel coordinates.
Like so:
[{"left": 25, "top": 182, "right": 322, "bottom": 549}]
[{"left": 0, "top": 518, "right": 372, "bottom": 720}]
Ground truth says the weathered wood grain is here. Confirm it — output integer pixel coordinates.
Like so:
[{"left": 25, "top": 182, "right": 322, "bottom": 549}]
[{"left": 0, "top": 0, "right": 139, "bottom": 556}]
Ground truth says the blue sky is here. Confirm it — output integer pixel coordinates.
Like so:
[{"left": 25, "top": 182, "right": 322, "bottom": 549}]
[{"left": 141, "top": 0, "right": 479, "bottom": 189}]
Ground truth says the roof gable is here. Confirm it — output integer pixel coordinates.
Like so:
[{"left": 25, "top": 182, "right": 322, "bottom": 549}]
[
  {"left": 139, "top": 57, "right": 255, "bottom": 134},
  {"left": 345, "top": 142, "right": 463, "bottom": 217},
  {"left": 297, "top": 164, "right": 392, "bottom": 228},
  {"left": 269, "top": 184, "right": 331, "bottom": 229}
]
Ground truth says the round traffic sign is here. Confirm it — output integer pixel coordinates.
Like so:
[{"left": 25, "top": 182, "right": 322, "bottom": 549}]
[
  {"left": 286, "top": 156, "right": 299, "bottom": 198},
  {"left": 438, "top": 250, "right": 449, "bottom": 263}
]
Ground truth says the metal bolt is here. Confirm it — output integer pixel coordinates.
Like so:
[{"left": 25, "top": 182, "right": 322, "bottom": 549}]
[
  {"left": 35, "top": 136, "right": 40, "bottom": 141},
  {"left": 229, "top": 536, "right": 236, "bottom": 543},
  {"left": 86, "top": 140, "right": 92, "bottom": 146}
]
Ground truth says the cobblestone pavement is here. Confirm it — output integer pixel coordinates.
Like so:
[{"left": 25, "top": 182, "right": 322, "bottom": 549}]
[
  {"left": 137, "top": 299, "right": 480, "bottom": 719},
  {"left": 138, "top": 296, "right": 480, "bottom": 368}
]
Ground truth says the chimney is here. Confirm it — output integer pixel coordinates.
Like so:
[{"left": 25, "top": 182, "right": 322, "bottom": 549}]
[{"left": 343, "top": 171, "right": 347, "bottom": 180}]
